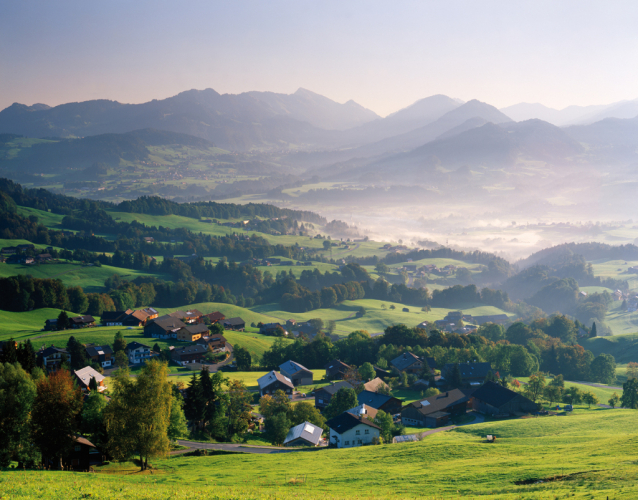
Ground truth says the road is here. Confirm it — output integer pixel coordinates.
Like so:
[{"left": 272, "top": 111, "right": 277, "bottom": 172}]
[{"left": 573, "top": 380, "right": 623, "bottom": 391}]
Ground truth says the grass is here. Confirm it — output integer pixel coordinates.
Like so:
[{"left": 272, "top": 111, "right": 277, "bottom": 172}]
[
  {"left": 602, "top": 299, "right": 638, "bottom": 336},
  {"left": 584, "top": 331, "right": 638, "bottom": 364},
  {"left": 3, "top": 410, "right": 638, "bottom": 498}
]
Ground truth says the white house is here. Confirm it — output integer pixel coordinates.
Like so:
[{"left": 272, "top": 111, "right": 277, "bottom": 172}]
[
  {"left": 125, "top": 341, "right": 151, "bottom": 365},
  {"left": 326, "top": 412, "right": 381, "bottom": 448}
]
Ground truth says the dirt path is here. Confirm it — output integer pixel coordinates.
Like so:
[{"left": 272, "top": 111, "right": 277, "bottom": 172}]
[
  {"left": 175, "top": 439, "right": 318, "bottom": 454},
  {"left": 573, "top": 380, "right": 623, "bottom": 391}
]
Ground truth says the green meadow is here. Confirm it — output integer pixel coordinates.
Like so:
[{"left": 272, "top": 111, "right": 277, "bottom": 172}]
[{"left": 3, "top": 410, "right": 638, "bottom": 499}]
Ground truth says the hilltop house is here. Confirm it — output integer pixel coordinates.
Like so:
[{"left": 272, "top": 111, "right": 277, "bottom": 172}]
[
  {"left": 324, "top": 359, "right": 351, "bottom": 380},
  {"left": 283, "top": 421, "right": 324, "bottom": 447},
  {"left": 390, "top": 352, "right": 424, "bottom": 374},
  {"left": 85, "top": 345, "right": 113, "bottom": 368},
  {"left": 279, "top": 360, "right": 313, "bottom": 386},
  {"left": 327, "top": 412, "right": 381, "bottom": 448},
  {"left": 125, "top": 341, "right": 151, "bottom": 365},
  {"left": 257, "top": 371, "right": 294, "bottom": 397},
  {"left": 73, "top": 366, "right": 106, "bottom": 392},
  {"left": 356, "top": 390, "right": 402, "bottom": 415},
  {"left": 401, "top": 389, "right": 471, "bottom": 428},
  {"left": 314, "top": 380, "right": 354, "bottom": 410},
  {"left": 471, "top": 381, "right": 537, "bottom": 416}
]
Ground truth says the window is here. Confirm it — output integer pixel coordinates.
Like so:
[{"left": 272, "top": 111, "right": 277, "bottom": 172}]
[
  {"left": 355, "top": 430, "right": 360, "bottom": 435},
  {"left": 344, "top": 441, "right": 349, "bottom": 446},
  {"left": 74, "top": 445, "right": 81, "bottom": 451},
  {"left": 357, "top": 439, "right": 362, "bottom": 444},
  {"left": 365, "top": 429, "right": 369, "bottom": 434}
]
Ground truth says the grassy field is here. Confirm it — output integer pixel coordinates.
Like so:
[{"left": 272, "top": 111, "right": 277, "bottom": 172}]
[
  {"left": 0, "top": 308, "right": 81, "bottom": 339},
  {"left": 169, "top": 369, "right": 327, "bottom": 390},
  {"left": 3, "top": 409, "right": 638, "bottom": 499},
  {"left": 585, "top": 331, "right": 638, "bottom": 364},
  {"left": 602, "top": 299, "right": 638, "bottom": 336}
]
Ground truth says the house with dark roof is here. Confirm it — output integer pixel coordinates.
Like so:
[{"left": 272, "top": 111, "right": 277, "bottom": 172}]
[
  {"left": 70, "top": 315, "right": 95, "bottom": 328},
  {"left": 257, "top": 370, "right": 294, "bottom": 396},
  {"left": 101, "top": 310, "right": 133, "bottom": 326},
  {"left": 196, "top": 335, "right": 227, "bottom": 352},
  {"left": 122, "top": 310, "right": 150, "bottom": 327},
  {"left": 85, "top": 345, "right": 113, "bottom": 368},
  {"left": 442, "top": 362, "right": 492, "bottom": 387},
  {"left": 74, "top": 366, "right": 106, "bottom": 392},
  {"left": 327, "top": 412, "right": 381, "bottom": 448},
  {"left": 374, "top": 365, "right": 392, "bottom": 379},
  {"left": 222, "top": 317, "right": 245, "bottom": 331},
  {"left": 356, "top": 390, "right": 402, "bottom": 415},
  {"left": 471, "top": 381, "right": 537, "bottom": 416},
  {"left": 390, "top": 352, "right": 423, "bottom": 374},
  {"left": 314, "top": 380, "right": 354, "bottom": 410},
  {"left": 401, "top": 389, "right": 471, "bottom": 428},
  {"left": 259, "top": 322, "right": 288, "bottom": 336},
  {"left": 57, "top": 435, "right": 105, "bottom": 471},
  {"left": 144, "top": 316, "right": 187, "bottom": 339},
  {"left": 176, "top": 323, "right": 209, "bottom": 342},
  {"left": 125, "top": 341, "right": 151, "bottom": 365},
  {"left": 38, "top": 346, "right": 70, "bottom": 371},
  {"left": 204, "top": 311, "right": 225, "bottom": 323},
  {"left": 324, "top": 359, "right": 351, "bottom": 380},
  {"left": 279, "top": 360, "right": 313, "bottom": 386},
  {"left": 283, "top": 421, "right": 324, "bottom": 447},
  {"left": 172, "top": 344, "right": 208, "bottom": 366}
]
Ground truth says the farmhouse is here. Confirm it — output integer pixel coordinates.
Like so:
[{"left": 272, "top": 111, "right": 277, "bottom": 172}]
[
  {"left": 85, "top": 345, "right": 113, "bottom": 368},
  {"left": 58, "top": 435, "right": 104, "bottom": 471},
  {"left": 70, "top": 315, "right": 95, "bottom": 328},
  {"left": 471, "top": 381, "right": 537, "bottom": 415},
  {"left": 324, "top": 359, "right": 351, "bottom": 380},
  {"left": 327, "top": 412, "right": 381, "bottom": 448},
  {"left": 279, "top": 360, "right": 313, "bottom": 386},
  {"left": 257, "top": 370, "right": 294, "bottom": 396},
  {"left": 356, "top": 390, "right": 402, "bottom": 415},
  {"left": 314, "top": 380, "right": 354, "bottom": 410},
  {"left": 390, "top": 352, "right": 423, "bottom": 374},
  {"left": 144, "top": 316, "right": 187, "bottom": 339},
  {"left": 172, "top": 344, "right": 207, "bottom": 366},
  {"left": 204, "top": 311, "right": 225, "bottom": 323},
  {"left": 401, "top": 389, "right": 470, "bottom": 428},
  {"left": 38, "top": 346, "right": 70, "bottom": 371},
  {"left": 222, "top": 317, "right": 246, "bottom": 331},
  {"left": 259, "top": 322, "right": 288, "bottom": 336},
  {"left": 196, "top": 335, "right": 227, "bottom": 351},
  {"left": 73, "top": 366, "right": 106, "bottom": 392},
  {"left": 283, "top": 421, "right": 324, "bottom": 447},
  {"left": 101, "top": 310, "right": 133, "bottom": 326},
  {"left": 176, "top": 323, "right": 209, "bottom": 342},
  {"left": 122, "top": 310, "right": 150, "bottom": 327},
  {"left": 442, "top": 362, "right": 492, "bottom": 387},
  {"left": 125, "top": 341, "right": 152, "bottom": 365}
]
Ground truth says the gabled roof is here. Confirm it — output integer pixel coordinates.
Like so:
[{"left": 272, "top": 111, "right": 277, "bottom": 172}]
[
  {"left": 363, "top": 377, "right": 390, "bottom": 393},
  {"left": 324, "top": 359, "right": 350, "bottom": 374},
  {"left": 471, "top": 381, "right": 527, "bottom": 408},
  {"left": 74, "top": 366, "right": 105, "bottom": 387},
  {"left": 356, "top": 390, "right": 396, "bottom": 410},
  {"left": 39, "top": 346, "right": 68, "bottom": 357},
  {"left": 327, "top": 412, "right": 381, "bottom": 435},
  {"left": 128, "top": 310, "right": 149, "bottom": 321},
  {"left": 126, "top": 341, "right": 149, "bottom": 351},
  {"left": 204, "top": 311, "right": 225, "bottom": 321},
  {"left": 71, "top": 315, "right": 95, "bottom": 324},
  {"left": 86, "top": 345, "right": 113, "bottom": 357},
  {"left": 101, "top": 310, "right": 131, "bottom": 322},
  {"left": 148, "top": 316, "right": 187, "bottom": 332},
  {"left": 316, "top": 380, "right": 354, "bottom": 396},
  {"left": 172, "top": 344, "right": 208, "bottom": 356},
  {"left": 280, "top": 360, "right": 312, "bottom": 376},
  {"left": 187, "top": 309, "right": 204, "bottom": 317},
  {"left": 197, "top": 335, "right": 227, "bottom": 346},
  {"left": 403, "top": 389, "right": 469, "bottom": 416},
  {"left": 283, "top": 421, "right": 323, "bottom": 446},
  {"left": 223, "top": 317, "right": 245, "bottom": 326},
  {"left": 442, "top": 362, "right": 492, "bottom": 380},
  {"left": 390, "top": 352, "right": 422, "bottom": 371},
  {"left": 184, "top": 323, "right": 209, "bottom": 335},
  {"left": 346, "top": 403, "right": 378, "bottom": 421},
  {"left": 72, "top": 434, "right": 97, "bottom": 448},
  {"left": 257, "top": 370, "right": 294, "bottom": 390}
]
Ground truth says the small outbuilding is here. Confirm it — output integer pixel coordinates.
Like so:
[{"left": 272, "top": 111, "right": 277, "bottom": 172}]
[{"left": 283, "top": 421, "right": 323, "bottom": 447}]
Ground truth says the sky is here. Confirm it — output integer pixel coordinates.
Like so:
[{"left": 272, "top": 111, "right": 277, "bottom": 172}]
[{"left": 1, "top": 1, "right": 637, "bottom": 116}]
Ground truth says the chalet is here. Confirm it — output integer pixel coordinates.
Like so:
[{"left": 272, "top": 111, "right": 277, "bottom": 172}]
[
  {"left": 401, "top": 389, "right": 470, "bottom": 428},
  {"left": 60, "top": 435, "right": 105, "bottom": 471},
  {"left": 143, "top": 237, "right": 154, "bottom": 243},
  {"left": 260, "top": 322, "right": 288, "bottom": 336},
  {"left": 37, "top": 253, "right": 52, "bottom": 262},
  {"left": 346, "top": 403, "right": 378, "bottom": 421},
  {"left": 292, "top": 323, "right": 318, "bottom": 338},
  {"left": 471, "top": 381, "right": 537, "bottom": 416},
  {"left": 122, "top": 310, "right": 150, "bottom": 327},
  {"left": 222, "top": 317, "right": 245, "bottom": 331},
  {"left": 279, "top": 360, "right": 313, "bottom": 386},
  {"left": 442, "top": 362, "right": 492, "bottom": 387},
  {"left": 17, "top": 243, "right": 35, "bottom": 252},
  {"left": 85, "top": 345, "right": 113, "bottom": 368},
  {"left": 70, "top": 315, "right": 95, "bottom": 328},
  {"left": 176, "top": 323, "right": 209, "bottom": 342},
  {"left": 324, "top": 359, "right": 351, "bottom": 380},
  {"left": 144, "top": 316, "right": 187, "bottom": 339},
  {"left": 314, "top": 380, "right": 354, "bottom": 410},
  {"left": 186, "top": 309, "right": 204, "bottom": 323},
  {"left": 1, "top": 246, "right": 17, "bottom": 255},
  {"left": 283, "top": 421, "right": 324, "bottom": 447},
  {"left": 204, "top": 311, "right": 225, "bottom": 323},
  {"left": 327, "top": 412, "right": 381, "bottom": 448},
  {"left": 101, "top": 310, "right": 133, "bottom": 326},
  {"left": 257, "top": 370, "right": 294, "bottom": 397},
  {"left": 141, "top": 307, "right": 159, "bottom": 321},
  {"left": 390, "top": 352, "right": 423, "bottom": 374},
  {"left": 125, "top": 341, "right": 151, "bottom": 365},
  {"left": 356, "top": 390, "right": 402, "bottom": 415},
  {"left": 172, "top": 344, "right": 207, "bottom": 366},
  {"left": 74, "top": 366, "right": 106, "bottom": 392},
  {"left": 196, "top": 335, "right": 227, "bottom": 352},
  {"left": 363, "top": 377, "right": 390, "bottom": 393},
  {"left": 38, "top": 346, "right": 70, "bottom": 371},
  {"left": 44, "top": 319, "right": 58, "bottom": 331}
]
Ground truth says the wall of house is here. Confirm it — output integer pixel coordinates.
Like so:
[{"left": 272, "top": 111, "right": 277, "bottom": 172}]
[
  {"left": 401, "top": 407, "right": 426, "bottom": 426},
  {"left": 329, "top": 424, "right": 379, "bottom": 448}
]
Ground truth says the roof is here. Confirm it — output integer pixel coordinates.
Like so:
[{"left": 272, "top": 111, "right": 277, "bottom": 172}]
[
  {"left": 257, "top": 370, "right": 294, "bottom": 390},
  {"left": 324, "top": 359, "right": 350, "bottom": 374},
  {"left": 363, "top": 377, "right": 390, "bottom": 393},
  {"left": 126, "top": 341, "right": 150, "bottom": 352},
  {"left": 426, "top": 411, "right": 450, "bottom": 419},
  {"left": 71, "top": 315, "right": 95, "bottom": 324},
  {"left": 391, "top": 352, "right": 422, "bottom": 371},
  {"left": 101, "top": 310, "right": 130, "bottom": 322},
  {"left": 187, "top": 309, "right": 204, "bottom": 317},
  {"left": 86, "top": 345, "right": 113, "bottom": 357},
  {"left": 471, "top": 381, "right": 527, "bottom": 408},
  {"left": 72, "top": 434, "right": 97, "bottom": 448},
  {"left": 172, "top": 344, "right": 208, "bottom": 356},
  {"left": 223, "top": 317, "right": 245, "bottom": 326},
  {"left": 443, "top": 362, "right": 492, "bottom": 380},
  {"left": 128, "top": 310, "right": 149, "bottom": 321},
  {"left": 148, "top": 316, "right": 187, "bottom": 332},
  {"left": 327, "top": 412, "right": 381, "bottom": 434},
  {"left": 197, "top": 335, "right": 227, "bottom": 346},
  {"left": 283, "top": 421, "right": 323, "bottom": 446},
  {"left": 346, "top": 403, "right": 378, "bottom": 421},
  {"left": 204, "top": 311, "right": 225, "bottom": 321},
  {"left": 74, "top": 366, "right": 105, "bottom": 386},
  {"left": 39, "top": 346, "right": 67, "bottom": 357},
  {"left": 317, "top": 380, "right": 354, "bottom": 396},
  {"left": 280, "top": 360, "right": 312, "bottom": 376},
  {"left": 403, "top": 389, "right": 469, "bottom": 416},
  {"left": 356, "top": 390, "right": 395, "bottom": 410},
  {"left": 184, "top": 323, "right": 209, "bottom": 335},
  {"left": 142, "top": 307, "right": 158, "bottom": 315}
]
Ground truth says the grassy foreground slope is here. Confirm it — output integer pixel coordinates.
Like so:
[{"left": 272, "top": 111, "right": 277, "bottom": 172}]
[
  {"left": 584, "top": 331, "right": 638, "bottom": 363},
  {"left": 3, "top": 410, "right": 638, "bottom": 499}
]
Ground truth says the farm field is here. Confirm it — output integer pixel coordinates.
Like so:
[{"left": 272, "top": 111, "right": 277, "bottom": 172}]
[
  {"left": 3, "top": 410, "right": 638, "bottom": 499},
  {"left": 602, "top": 299, "right": 638, "bottom": 337},
  {"left": 590, "top": 258, "right": 638, "bottom": 291}
]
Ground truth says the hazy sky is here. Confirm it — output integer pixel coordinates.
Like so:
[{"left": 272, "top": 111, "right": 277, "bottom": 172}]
[{"left": 1, "top": 1, "right": 637, "bottom": 116}]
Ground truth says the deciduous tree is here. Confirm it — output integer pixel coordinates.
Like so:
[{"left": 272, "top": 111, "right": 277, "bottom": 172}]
[
  {"left": 621, "top": 378, "right": 638, "bottom": 409},
  {"left": 324, "top": 388, "right": 358, "bottom": 419}
]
